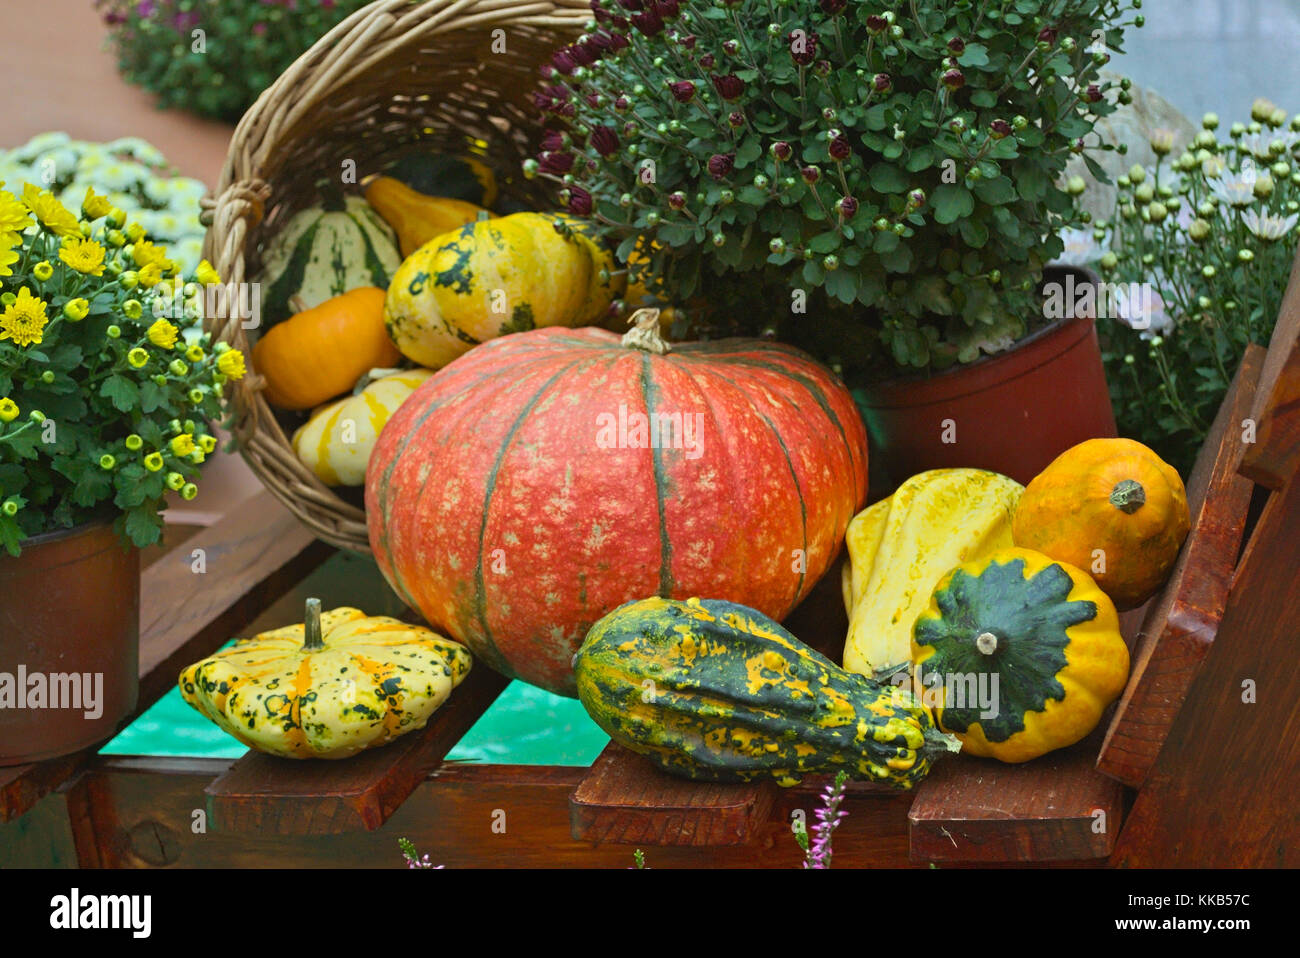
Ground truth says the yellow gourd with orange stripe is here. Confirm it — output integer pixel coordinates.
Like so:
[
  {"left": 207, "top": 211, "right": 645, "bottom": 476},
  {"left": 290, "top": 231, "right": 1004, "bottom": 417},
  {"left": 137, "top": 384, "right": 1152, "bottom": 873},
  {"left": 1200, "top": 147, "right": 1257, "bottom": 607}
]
[
  {"left": 178, "top": 599, "right": 471, "bottom": 759},
  {"left": 292, "top": 367, "right": 432, "bottom": 486}
]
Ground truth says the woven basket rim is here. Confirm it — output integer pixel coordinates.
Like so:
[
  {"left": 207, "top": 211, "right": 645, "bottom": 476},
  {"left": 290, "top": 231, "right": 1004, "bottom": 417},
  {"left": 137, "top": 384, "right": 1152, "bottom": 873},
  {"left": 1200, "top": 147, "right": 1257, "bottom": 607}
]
[{"left": 202, "top": 0, "right": 590, "bottom": 553}]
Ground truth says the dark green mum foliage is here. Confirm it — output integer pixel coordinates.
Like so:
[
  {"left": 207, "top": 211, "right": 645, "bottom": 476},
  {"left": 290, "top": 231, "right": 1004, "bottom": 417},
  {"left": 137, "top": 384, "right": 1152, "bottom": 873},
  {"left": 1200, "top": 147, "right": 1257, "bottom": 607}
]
[{"left": 531, "top": 0, "right": 1144, "bottom": 375}]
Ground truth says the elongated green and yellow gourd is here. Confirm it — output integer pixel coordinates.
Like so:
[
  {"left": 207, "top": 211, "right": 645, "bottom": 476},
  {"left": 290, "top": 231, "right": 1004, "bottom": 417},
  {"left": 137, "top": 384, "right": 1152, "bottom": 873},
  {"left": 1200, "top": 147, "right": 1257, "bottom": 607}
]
[{"left": 574, "top": 596, "right": 959, "bottom": 788}]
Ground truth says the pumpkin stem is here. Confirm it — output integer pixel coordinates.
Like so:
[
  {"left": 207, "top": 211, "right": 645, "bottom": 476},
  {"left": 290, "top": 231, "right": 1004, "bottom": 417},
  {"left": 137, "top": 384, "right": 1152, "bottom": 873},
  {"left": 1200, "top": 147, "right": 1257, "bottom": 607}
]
[
  {"left": 1109, "top": 479, "right": 1147, "bottom": 514},
  {"left": 302, "top": 598, "right": 324, "bottom": 652},
  {"left": 621, "top": 308, "right": 671, "bottom": 355},
  {"left": 975, "top": 631, "right": 998, "bottom": 655}
]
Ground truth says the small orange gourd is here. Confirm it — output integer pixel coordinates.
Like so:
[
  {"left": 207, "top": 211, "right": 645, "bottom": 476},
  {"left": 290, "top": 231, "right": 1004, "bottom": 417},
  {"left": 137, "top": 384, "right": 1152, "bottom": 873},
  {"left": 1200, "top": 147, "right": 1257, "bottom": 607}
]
[
  {"left": 363, "top": 176, "right": 493, "bottom": 257},
  {"left": 252, "top": 287, "right": 402, "bottom": 410},
  {"left": 1012, "top": 438, "right": 1190, "bottom": 609}
]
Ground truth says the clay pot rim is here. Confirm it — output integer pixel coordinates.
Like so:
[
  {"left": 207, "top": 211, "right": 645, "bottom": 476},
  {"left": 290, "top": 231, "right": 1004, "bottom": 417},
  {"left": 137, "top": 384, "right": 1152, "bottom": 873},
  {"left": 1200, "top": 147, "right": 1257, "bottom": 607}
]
[
  {"left": 860, "top": 264, "right": 1102, "bottom": 407},
  {"left": 10, "top": 510, "right": 117, "bottom": 549}
]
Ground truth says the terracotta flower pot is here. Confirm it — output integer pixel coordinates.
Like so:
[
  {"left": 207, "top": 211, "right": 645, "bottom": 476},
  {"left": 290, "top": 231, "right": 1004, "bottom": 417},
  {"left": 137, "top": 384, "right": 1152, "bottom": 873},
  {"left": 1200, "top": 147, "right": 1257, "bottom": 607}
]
[
  {"left": 0, "top": 519, "right": 140, "bottom": 766},
  {"left": 856, "top": 265, "right": 1117, "bottom": 498}
]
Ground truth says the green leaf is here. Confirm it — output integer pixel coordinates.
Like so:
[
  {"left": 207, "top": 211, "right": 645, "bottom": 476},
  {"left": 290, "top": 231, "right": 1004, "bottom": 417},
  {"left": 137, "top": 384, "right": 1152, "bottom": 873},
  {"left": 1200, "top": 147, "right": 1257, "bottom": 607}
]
[
  {"left": 973, "top": 176, "right": 1016, "bottom": 205},
  {"left": 123, "top": 506, "right": 163, "bottom": 549},
  {"left": 100, "top": 375, "right": 139, "bottom": 413},
  {"left": 931, "top": 184, "right": 974, "bottom": 224},
  {"left": 958, "top": 44, "right": 990, "bottom": 67}
]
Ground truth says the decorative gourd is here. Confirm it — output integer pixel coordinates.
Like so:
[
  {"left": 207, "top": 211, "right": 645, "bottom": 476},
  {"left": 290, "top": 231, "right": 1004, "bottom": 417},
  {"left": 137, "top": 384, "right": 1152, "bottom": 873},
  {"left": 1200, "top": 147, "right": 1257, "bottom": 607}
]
[
  {"left": 575, "top": 596, "right": 960, "bottom": 787},
  {"left": 178, "top": 598, "right": 472, "bottom": 759},
  {"left": 252, "top": 287, "right": 402, "bottom": 410},
  {"left": 363, "top": 176, "right": 494, "bottom": 258},
  {"left": 256, "top": 195, "right": 401, "bottom": 328},
  {"left": 366, "top": 314, "right": 868, "bottom": 696},
  {"left": 911, "top": 547, "right": 1130, "bottom": 763},
  {"left": 383, "top": 212, "right": 620, "bottom": 369},
  {"left": 1012, "top": 438, "right": 1190, "bottom": 609},
  {"left": 384, "top": 152, "right": 498, "bottom": 208},
  {"left": 842, "top": 469, "right": 1024, "bottom": 677},
  {"left": 292, "top": 368, "right": 434, "bottom": 486}
]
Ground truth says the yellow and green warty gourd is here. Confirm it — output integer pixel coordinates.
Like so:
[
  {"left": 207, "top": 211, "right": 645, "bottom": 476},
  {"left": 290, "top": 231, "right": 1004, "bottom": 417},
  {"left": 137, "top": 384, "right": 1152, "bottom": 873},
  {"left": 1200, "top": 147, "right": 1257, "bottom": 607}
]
[
  {"left": 842, "top": 468, "right": 1024, "bottom": 677},
  {"left": 178, "top": 599, "right": 471, "bottom": 759},
  {"left": 575, "top": 596, "right": 960, "bottom": 788},
  {"left": 292, "top": 367, "right": 433, "bottom": 486},
  {"left": 384, "top": 212, "right": 619, "bottom": 369},
  {"left": 911, "top": 547, "right": 1130, "bottom": 763}
]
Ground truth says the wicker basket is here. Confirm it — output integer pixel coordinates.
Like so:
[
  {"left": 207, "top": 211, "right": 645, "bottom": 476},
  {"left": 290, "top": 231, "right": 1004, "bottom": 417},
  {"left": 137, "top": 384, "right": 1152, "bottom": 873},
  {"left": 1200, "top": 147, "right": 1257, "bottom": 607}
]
[{"left": 201, "top": 0, "right": 589, "bottom": 553}]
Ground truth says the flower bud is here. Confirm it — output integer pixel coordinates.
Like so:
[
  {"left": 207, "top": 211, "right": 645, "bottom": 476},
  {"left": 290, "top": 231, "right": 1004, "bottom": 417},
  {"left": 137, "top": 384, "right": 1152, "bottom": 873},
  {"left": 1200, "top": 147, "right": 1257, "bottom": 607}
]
[
  {"left": 828, "top": 133, "right": 851, "bottom": 161},
  {"left": 707, "top": 153, "right": 735, "bottom": 180},
  {"left": 990, "top": 119, "right": 1012, "bottom": 139},
  {"left": 99, "top": 454, "right": 116, "bottom": 470},
  {"left": 941, "top": 68, "right": 965, "bottom": 91},
  {"left": 669, "top": 80, "right": 696, "bottom": 103},
  {"left": 181, "top": 483, "right": 199, "bottom": 501},
  {"left": 837, "top": 195, "right": 858, "bottom": 218},
  {"left": 801, "top": 165, "right": 821, "bottom": 185},
  {"left": 770, "top": 141, "right": 793, "bottom": 162},
  {"left": 166, "top": 472, "right": 186, "bottom": 491}
]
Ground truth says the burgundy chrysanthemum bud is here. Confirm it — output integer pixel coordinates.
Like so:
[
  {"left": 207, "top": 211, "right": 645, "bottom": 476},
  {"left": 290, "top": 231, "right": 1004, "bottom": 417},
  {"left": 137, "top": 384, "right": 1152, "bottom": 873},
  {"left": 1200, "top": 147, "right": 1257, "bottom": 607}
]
[
  {"left": 819, "top": 0, "right": 847, "bottom": 15},
  {"left": 814, "top": 60, "right": 832, "bottom": 78},
  {"left": 558, "top": 102, "right": 575, "bottom": 118},
  {"left": 531, "top": 91, "right": 554, "bottom": 110},
  {"left": 947, "top": 36, "right": 966, "bottom": 55},
  {"left": 722, "top": 39, "right": 739, "bottom": 56},
  {"left": 669, "top": 80, "right": 696, "bottom": 103},
  {"left": 667, "top": 191, "right": 687, "bottom": 210},
  {"left": 591, "top": 0, "right": 610, "bottom": 23},
  {"left": 617, "top": 0, "right": 644, "bottom": 10},
  {"left": 1085, "top": 83, "right": 1103, "bottom": 103},
  {"left": 566, "top": 186, "right": 593, "bottom": 216},
  {"left": 586, "top": 93, "right": 602, "bottom": 108},
  {"left": 712, "top": 73, "right": 745, "bottom": 101},
  {"left": 829, "top": 135, "right": 851, "bottom": 161},
  {"left": 540, "top": 129, "right": 566, "bottom": 152},
  {"left": 655, "top": 0, "right": 679, "bottom": 19},
  {"left": 801, "top": 165, "right": 821, "bottom": 185},
  {"left": 728, "top": 111, "right": 745, "bottom": 129},
  {"left": 570, "top": 42, "right": 596, "bottom": 67},
  {"left": 678, "top": 33, "right": 696, "bottom": 50},
  {"left": 552, "top": 49, "right": 577, "bottom": 75},
  {"left": 873, "top": 72, "right": 892, "bottom": 93},
  {"left": 942, "top": 68, "right": 965, "bottom": 91},
  {"left": 607, "top": 31, "right": 630, "bottom": 53},
  {"left": 539, "top": 151, "right": 575, "bottom": 175},
  {"left": 707, "top": 153, "right": 736, "bottom": 180},
  {"left": 699, "top": 52, "right": 715, "bottom": 70},
  {"left": 1038, "top": 26, "right": 1057, "bottom": 44},
  {"left": 788, "top": 30, "right": 818, "bottom": 66},
  {"left": 539, "top": 64, "right": 555, "bottom": 80},
  {"left": 837, "top": 195, "right": 858, "bottom": 218},
  {"left": 989, "top": 118, "right": 1012, "bottom": 138},
  {"left": 614, "top": 95, "right": 632, "bottom": 112},
  {"left": 587, "top": 32, "right": 613, "bottom": 54},
  {"left": 907, "top": 188, "right": 926, "bottom": 210},
  {"left": 770, "top": 140, "right": 793, "bottom": 162},
  {"left": 590, "top": 125, "right": 620, "bottom": 158},
  {"left": 631, "top": 7, "right": 664, "bottom": 36},
  {"left": 865, "top": 14, "right": 887, "bottom": 35}
]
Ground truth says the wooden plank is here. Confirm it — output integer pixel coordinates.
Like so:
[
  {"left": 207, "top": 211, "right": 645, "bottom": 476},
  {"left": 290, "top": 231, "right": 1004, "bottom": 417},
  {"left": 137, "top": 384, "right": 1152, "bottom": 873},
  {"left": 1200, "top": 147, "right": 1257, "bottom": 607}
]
[
  {"left": 1096, "top": 345, "right": 1262, "bottom": 786},
  {"left": 0, "top": 491, "right": 330, "bottom": 824},
  {"left": 1113, "top": 472, "right": 1300, "bottom": 867},
  {"left": 908, "top": 728, "right": 1123, "bottom": 863},
  {"left": 1241, "top": 242, "right": 1300, "bottom": 489},
  {"left": 50, "top": 756, "right": 921, "bottom": 869},
  {"left": 0, "top": 788, "right": 80, "bottom": 868},
  {"left": 205, "top": 664, "right": 509, "bottom": 835},
  {"left": 570, "top": 743, "right": 777, "bottom": 846}
]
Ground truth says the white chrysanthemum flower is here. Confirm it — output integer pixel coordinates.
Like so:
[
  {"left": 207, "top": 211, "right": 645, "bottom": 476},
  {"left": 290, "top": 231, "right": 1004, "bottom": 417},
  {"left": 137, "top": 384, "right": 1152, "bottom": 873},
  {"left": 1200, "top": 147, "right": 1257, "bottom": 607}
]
[
  {"left": 100, "top": 162, "right": 150, "bottom": 192},
  {"left": 143, "top": 177, "right": 175, "bottom": 205},
  {"left": 10, "top": 131, "right": 71, "bottom": 163},
  {"left": 106, "top": 137, "right": 165, "bottom": 168},
  {"left": 1236, "top": 132, "right": 1277, "bottom": 162},
  {"left": 167, "top": 178, "right": 208, "bottom": 209},
  {"left": 172, "top": 237, "right": 206, "bottom": 275},
  {"left": 1209, "top": 162, "right": 1258, "bottom": 207},
  {"left": 1114, "top": 288, "right": 1173, "bottom": 340},
  {"left": 1241, "top": 208, "right": 1300, "bottom": 241},
  {"left": 1056, "top": 227, "right": 1109, "bottom": 267}
]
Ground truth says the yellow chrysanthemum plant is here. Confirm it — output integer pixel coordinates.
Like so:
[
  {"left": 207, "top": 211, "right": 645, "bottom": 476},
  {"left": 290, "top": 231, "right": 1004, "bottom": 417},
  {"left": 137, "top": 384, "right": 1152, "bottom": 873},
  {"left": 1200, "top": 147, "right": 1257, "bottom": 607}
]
[{"left": 0, "top": 180, "right": 244, "bottom": 556}]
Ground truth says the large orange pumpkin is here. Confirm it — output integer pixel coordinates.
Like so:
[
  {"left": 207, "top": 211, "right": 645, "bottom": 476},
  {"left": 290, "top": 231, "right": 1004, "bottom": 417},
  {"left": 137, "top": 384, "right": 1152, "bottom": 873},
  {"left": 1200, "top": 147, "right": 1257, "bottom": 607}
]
[{"left": 365, "top": 316, "right": 868, "bottom": 695}]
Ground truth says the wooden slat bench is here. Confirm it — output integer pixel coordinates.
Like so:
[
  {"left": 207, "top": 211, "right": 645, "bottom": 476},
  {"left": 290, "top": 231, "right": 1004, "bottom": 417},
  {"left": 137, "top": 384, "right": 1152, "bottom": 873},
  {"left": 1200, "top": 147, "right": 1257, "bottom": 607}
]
[{"left": 4, "top": 257, "right": 1300, "bottom": 869}]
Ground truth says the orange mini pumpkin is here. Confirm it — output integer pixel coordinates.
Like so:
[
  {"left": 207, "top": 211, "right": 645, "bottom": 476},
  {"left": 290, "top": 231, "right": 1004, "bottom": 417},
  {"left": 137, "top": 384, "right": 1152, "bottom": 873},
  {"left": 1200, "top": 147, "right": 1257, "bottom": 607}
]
[
  {"left": 1012, "top": 438, "right": 1190, "bottom": 609},
  {"left": 252, "top": 287, "right": 401, "bottom": 409}
]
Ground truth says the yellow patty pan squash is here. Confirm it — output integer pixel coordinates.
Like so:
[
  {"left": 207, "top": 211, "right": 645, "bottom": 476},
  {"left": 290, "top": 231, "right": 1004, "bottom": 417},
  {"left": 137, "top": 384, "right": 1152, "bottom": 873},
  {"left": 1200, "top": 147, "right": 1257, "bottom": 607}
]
[
  {"left": 383, "top": 212, "right": 619, "bottom": 369},
  {"left": 178, "top": 599, "right": 471, "bottom": 759},
  {"left": 911, "top": 547, "right": 1130, "bottom": 763},
  {"left": 842, "top": 468, "right": 1024, "bottom": 677},
  {"left": 292, "top": 367, "right": 433, "bottom": 486}
]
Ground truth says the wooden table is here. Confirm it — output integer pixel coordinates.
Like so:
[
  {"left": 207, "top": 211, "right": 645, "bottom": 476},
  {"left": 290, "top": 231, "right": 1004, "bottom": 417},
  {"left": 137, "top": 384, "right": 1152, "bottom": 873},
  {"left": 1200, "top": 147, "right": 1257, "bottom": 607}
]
[{"left": 5, "top": 257, "right": 1300, "bottom": 869}]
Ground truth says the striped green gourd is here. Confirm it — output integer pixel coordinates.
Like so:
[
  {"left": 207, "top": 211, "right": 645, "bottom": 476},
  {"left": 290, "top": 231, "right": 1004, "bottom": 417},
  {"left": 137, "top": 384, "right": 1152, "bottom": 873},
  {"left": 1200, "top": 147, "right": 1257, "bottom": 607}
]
[
  {"left": 256, "top": 195, "right": 401, "bottom": 328},
  {"left": 574, "top": 596, "right": 960, "bottom": 788}
]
